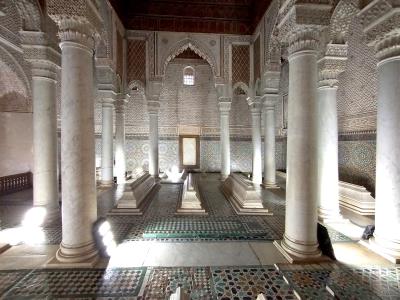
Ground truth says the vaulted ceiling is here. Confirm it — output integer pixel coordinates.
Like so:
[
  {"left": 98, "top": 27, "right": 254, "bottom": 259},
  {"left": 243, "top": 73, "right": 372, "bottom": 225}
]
[{"left": 109, "top": 0, "right": 272, "bottom": 35}]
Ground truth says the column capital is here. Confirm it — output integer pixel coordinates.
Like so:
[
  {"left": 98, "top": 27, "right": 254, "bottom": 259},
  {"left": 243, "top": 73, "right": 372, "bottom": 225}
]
[
  {"left": 115, "top": 94, "right": 129, "bottom": 113},
  {"left": 101, "top": 98, "right": 114, "bottom": 108},
  {"left": 261, "top": 94, "right": 279, "bottom": 110},
  {"left": 317, "top": 43, "right": 348, "bottom": 88},
  {"left": 47, "top": 0, "right": 102, "bottom": 50},
  {"left": 277, "top": 1, "right": 331, "bottom": 56},
  {"left": 287, "top": 28, "right": 321, "bottom": 57},
  {"left": 247, "top": 96, "right": 262, "bottom": 113},
  {"left": 218, "top": 98, "right": 231, "bottom": 113},
  {"left": 262, "top": 65, "right": 280, "bottom": 95},
  {"left": 358, "top": 0, "right": 400, "bottom": 61},
  {"left": 147, "top": 100, "right": 160, "bottom": 115}
]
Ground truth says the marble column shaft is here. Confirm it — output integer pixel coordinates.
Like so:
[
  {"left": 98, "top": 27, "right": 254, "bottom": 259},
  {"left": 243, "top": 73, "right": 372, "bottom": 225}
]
[
  {"left": 57, "top": 31, "right": 98, "bottom": 263},
  {"left": 101, "top": 99, "right": 114, "bottom": 185},
  {"left": 263, "top": 98, "right": 278, "bottom": 187},
  {"left": 281, "top": 30, "right": 321, "bottom": 259},
  {"left": 148, "top": 103, "right": 159, "bottom": 177},
  {"left": 115, "top": 99, "right": 126, "bottom": 183},
  {"left": 219, "top": 100, "right": 231, "bottom": 179},
  {"left": 249, "top": 99, "right": 262, "bottom": 184},
  {"left": 372, "top": 54, "right": 400, "bottom": 261},
  {"left": 317, "top": 86, "right": 341, "bottom": 220},
  {"left": 32, "top": 64, "right": 59, "bottom": 210}
]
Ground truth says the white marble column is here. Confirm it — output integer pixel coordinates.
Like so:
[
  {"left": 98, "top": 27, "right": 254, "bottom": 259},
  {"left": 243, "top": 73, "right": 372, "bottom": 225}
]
[
  {"left": 262, "top": 97, "right": 279, "bottom": 188},
  {"left": 55, "top": 24, "right": 98, "bottom": 264},
  {"left": 101, "top": 99, "right": 114, "bottom": 185},
  {"left": 358, "top": 5, "right": 400, "bottom": 263},
  {"left": 248, "top": 97, "right": 262, "bottom": 184},
  {"left": 115, "top": 97, "right": 127, "bottom": 184},
  {"left": 148, "top": 101, "right": 160, "bottom": 177},
  {"left": 317, "top": 87, "right": 341, "bottom": 221},
  {"left": 31, "top": 62, "right": 59, "bottom": 213},
  {"left": 218, "top": 99, "right": 231, "bottom": 180},
  {"left": 316, "top": 44, "right": 347, "bottom": 223},
  {"left": 276, "top": 29, "right": 322, "bottom": 261}
]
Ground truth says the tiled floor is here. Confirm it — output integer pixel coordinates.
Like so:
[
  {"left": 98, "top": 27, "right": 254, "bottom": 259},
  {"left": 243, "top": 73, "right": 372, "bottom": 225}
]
[{"left": 0, "top": 173, "right": 398, "bottom": 299}]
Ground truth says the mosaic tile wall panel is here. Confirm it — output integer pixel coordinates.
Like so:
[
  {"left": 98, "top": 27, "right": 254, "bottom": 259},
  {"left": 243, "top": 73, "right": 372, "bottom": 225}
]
[
  {"left": 338, "top": 139, "right": 376, "bottom": 195},
  {"left": 157, "top": 61, "right": 218, "bottom": 128},
  {"left": 337, "top": 16, "right": 378, "bottom": 132},
  {"left": 94, "top": 137, "right": 287, "bottom": 173},
  {"left": 232, "top": 44, "right": 250, "bottom": 86}
]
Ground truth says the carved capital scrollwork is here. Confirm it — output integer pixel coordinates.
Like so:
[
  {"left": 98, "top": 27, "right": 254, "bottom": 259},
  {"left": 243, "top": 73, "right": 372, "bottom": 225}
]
[
  {"left": 287, "top": 28, "right": 320, "bottom": 56},
  {"left": 247, "top": 96, "right": 262, "bottom": 113},
  {"left": 317, "top": 43, "right": 348, "bottom": 88},
  {"left": 47, "top": 0, "right": 102, "bottom": 50},
  {"left": 218, "top": 98, "right": 232, "bottom": 114}
]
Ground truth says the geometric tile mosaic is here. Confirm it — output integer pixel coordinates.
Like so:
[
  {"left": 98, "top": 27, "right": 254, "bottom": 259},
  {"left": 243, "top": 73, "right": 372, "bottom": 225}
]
[
  {"left": 3, "top": 268, "right": 146, "bottom": 299},
  {"left": 211, "top": 266, "right": 296, "bottom": 299},
  {"left": 142, "top": 267, "right": 212, "bottom": 299},
  {"left": 0, "top": 270, "right": 28, "bottom": 296}
]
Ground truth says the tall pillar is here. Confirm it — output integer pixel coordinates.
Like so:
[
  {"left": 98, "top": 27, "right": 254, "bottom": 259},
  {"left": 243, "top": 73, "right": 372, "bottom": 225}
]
[
  {"left": 261, "top": 66, "right": 280, "bottom": 188},
  {"left": 274, "top": 28, "right": 323, "bottom": 262},
  {"left": 148, "top": 101, "right": 160, "bottom": 177},
  {"left": 248, "top": 96, "right": 262, "bottom": 184},
  {"left": 115, "top": 96, "right": 127, "bottom": 184},
  {"left": 218, "top": 98, "right": 231, "bottom": 180},
  {"left": 47, "top": 2, "right": 102, "bottom": 263},
  {"left": 31, "top": 62, "right": 59, "bottom": 213},
  {"left": 358, "top": 3, "right": 400, "bottom": 263},
  {"left": 316, "top": 44, "right": 347, "bottom": 223},
  {"left": 20, "top": 31, "right": 61, "bottom": 220},
  {"left": 101, "top": 98, "right": 114, "bottom": 186}
]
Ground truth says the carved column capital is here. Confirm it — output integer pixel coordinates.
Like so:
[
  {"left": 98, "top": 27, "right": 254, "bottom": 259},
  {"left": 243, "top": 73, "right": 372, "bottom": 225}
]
[
  {"left": 115, "top": 94, "right": 129, "bottom": 113},
  {"left": 247, "top": 96, "right": 262, "bottom": 113},
  {"left": 147, "top": 100, "right": 160, "bottom": 115},
  {"left": 218, "top": 98, "right": 231, "bottom": 114},
  {"left": 358, "top": 0, "right": 400, "bottom": 61},
  {"left": 47, "top": 0, "right": 102, "bottom": 50},
  {"left": 101, "top": 98, "right": 114, "bottom": 108},
  {"left": 318, "top": 43, "right": 348, "bottom": 88},
  {"left": 287, "top": 28, "right": 321, "bottom": 57}
]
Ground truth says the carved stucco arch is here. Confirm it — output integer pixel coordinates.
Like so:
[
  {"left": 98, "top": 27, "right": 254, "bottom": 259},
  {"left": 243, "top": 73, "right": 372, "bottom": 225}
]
[
  {"left": 14, "top": 0, "right": 43, "bottom": 31},
  {"left": 0, "top": 44, "right": 32, "bottom": 108},
  {"left": 329, "top": 0, "right": 360, "bottom": 43},
  {"left": 161, "top": 38, "right": 218, "bottom": 77}
]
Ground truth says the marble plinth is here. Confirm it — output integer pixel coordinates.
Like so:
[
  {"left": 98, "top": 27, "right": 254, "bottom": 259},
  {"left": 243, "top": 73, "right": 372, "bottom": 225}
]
[
  {"left": 339, "top": 181, "right": 375, "bottom": 216},
  {"left": 221, "top": 173, "right": 272, "bottom": 215},
  {"left": 176, "top": 173, "right": 207, "bottom": 215},
  {"left": 273, "top": 240, "right": 330, "bottom": 264},
  {"left": 109, "top": 172, "right": 160, "bottom": 215}
]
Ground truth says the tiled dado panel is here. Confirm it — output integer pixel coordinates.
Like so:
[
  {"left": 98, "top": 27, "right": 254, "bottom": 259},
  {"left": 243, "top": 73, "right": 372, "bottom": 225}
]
[
  {"left": 95, "top": 137, "right": 287, "bottom": 173},
  {"left": 338, "top": 138, "right": 376, "bottom": 196}
]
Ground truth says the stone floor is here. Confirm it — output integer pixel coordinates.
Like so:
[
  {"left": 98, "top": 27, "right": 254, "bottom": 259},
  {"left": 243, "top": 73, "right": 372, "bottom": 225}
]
[{"left": 0, "top": 173, "right": 398, "bottom": 299}]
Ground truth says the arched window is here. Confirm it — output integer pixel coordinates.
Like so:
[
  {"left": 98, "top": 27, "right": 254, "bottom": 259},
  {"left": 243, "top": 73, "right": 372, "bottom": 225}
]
[{"left": 183, "top": 66, "right": 195, "bottom": 86}]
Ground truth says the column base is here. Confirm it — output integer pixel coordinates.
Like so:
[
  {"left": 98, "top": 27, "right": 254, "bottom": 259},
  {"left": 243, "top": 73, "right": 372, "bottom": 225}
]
[
  {"left": 100, "top": 180, "right": 114, "bottom": 187},
  {"left": 359, "top": 237, "right": 400, "bottom": 264},
  {"left": 318, "top": 208, "right": 348, "bottom": 224},
  {"left": 273, "top": 236, "right": 327, "bottom": 264},
  {"left": 46, "top": 241, "right": 99, "bottom": 268},
  {"left": 220, "top": 174, "right": 229, "bottom": 181},
  {"left": 274, "top": 240, "right": 329, "bottom": 264},
  {"left": 261, "top": 182, "right": 280, "bottom": 189}
]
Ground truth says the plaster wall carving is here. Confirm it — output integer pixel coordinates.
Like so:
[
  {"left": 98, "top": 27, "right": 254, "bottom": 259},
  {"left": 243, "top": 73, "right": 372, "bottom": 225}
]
[{"left": 232, "top": 45, "right": 250, "bottom": 86}]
